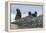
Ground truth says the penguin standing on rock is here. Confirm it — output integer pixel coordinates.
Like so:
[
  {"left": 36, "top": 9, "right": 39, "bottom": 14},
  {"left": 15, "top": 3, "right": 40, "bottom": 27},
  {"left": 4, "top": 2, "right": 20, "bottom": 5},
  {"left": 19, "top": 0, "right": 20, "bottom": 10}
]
[
  {"left": 28, "top": 11, "right": 31, "bottom": 16},
  {"left": 15, "top": 8, "right": 21, "bottom": 20},
  {"left": 28, "top": 11, "right": 37, "bottom": 17},
  {"left": 32, "top": 11, "right": 37, "bottom": 17}
]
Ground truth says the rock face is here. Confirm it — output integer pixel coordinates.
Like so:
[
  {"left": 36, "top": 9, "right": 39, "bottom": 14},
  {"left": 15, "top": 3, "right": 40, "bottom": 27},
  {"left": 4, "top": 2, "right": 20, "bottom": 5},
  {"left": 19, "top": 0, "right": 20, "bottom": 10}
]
[{"left": 11, "top": 15, "right": 43, "bottom": 29}]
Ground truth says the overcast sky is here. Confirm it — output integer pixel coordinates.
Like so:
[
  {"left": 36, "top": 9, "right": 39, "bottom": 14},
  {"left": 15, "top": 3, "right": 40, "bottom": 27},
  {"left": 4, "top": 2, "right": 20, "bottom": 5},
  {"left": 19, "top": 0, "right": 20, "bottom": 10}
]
[{"left": 10, "top": 4, "right": 43, "bottom": 22}]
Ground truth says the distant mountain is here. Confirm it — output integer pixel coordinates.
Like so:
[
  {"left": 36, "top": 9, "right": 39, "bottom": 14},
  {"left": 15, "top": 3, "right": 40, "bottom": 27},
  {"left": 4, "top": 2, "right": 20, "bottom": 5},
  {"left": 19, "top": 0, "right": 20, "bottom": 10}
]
[{"left": 11, "top": 15, "right": 43, "bottom": 29}]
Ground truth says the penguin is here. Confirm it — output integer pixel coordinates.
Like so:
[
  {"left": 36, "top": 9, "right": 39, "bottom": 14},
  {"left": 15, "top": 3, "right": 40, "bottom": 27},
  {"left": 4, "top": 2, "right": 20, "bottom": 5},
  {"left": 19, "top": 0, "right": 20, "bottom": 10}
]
[{"left": 15, "top": 8, "right": 21, "bottom": 20}]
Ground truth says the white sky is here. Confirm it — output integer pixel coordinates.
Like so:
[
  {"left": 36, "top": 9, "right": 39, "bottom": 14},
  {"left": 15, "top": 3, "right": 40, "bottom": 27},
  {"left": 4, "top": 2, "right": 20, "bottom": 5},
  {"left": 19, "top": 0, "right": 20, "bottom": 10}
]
[{"left": 10, "top": 4, "right": 43, "bottom": 22}]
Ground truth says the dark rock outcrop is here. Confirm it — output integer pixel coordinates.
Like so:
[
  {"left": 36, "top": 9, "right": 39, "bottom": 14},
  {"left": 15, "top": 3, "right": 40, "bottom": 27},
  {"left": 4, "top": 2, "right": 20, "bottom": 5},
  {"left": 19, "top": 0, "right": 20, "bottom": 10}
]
[{"left": 11, "top": 15, "right": 43, "bottom": 29}]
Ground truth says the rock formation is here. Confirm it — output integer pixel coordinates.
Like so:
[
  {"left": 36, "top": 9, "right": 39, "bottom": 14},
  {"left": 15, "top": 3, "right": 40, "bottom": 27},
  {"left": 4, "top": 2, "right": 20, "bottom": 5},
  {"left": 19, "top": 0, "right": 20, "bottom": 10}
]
[{"left": 11, "top": 15, "right": 43, "bottom": 29}]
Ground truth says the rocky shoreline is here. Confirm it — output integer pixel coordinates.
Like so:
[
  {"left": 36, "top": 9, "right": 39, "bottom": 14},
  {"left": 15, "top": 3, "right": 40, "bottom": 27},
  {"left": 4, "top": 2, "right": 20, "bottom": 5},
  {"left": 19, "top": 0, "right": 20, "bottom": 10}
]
[{"left": 10, "top": 15, "right": 43, "bottom": 29}]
